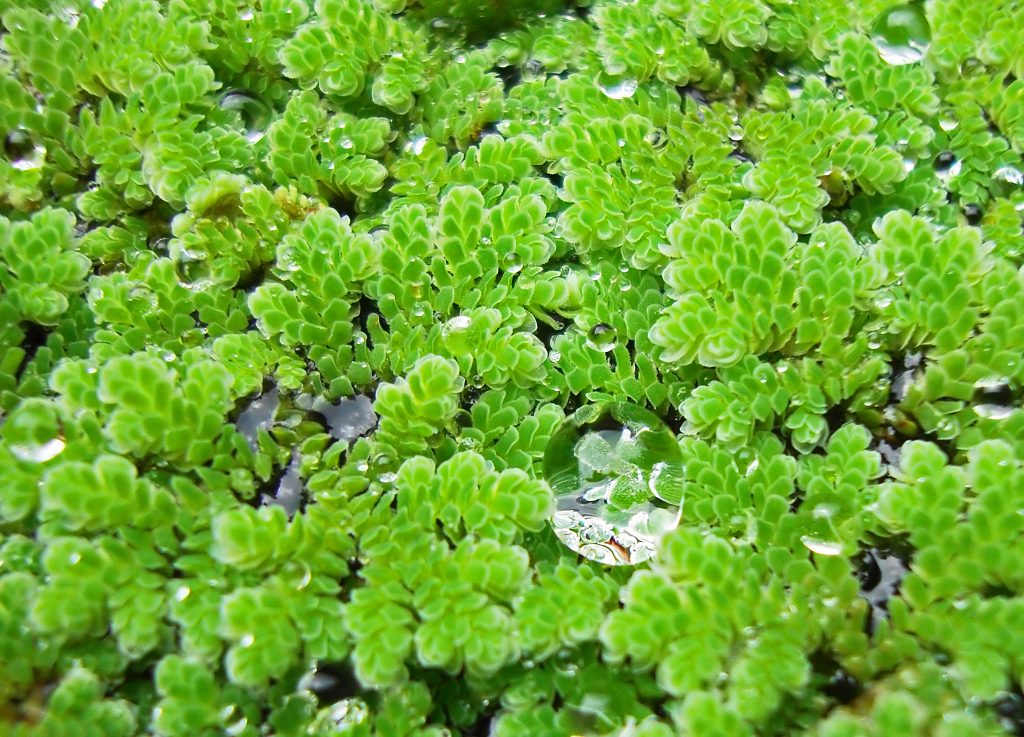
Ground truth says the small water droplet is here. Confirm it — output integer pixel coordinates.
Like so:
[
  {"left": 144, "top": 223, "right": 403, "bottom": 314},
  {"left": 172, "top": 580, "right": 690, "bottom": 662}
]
[
  {"left": 238, "top": 7, "right": 254, "bottom": 20},
  {"left": 963, "top": 203, "right": 983, "bottom": 225},
  {"left": 219, "top": 90, "right": 271, "bottom": 144},
  {"left": 173, "top": 586, "right": 191, "bottom": 602},
  {"left": 939, "top": 117, "right": 959, "bottom": 132},
  {"left": 801, "top": 536, "right": 844, "bottom": 556},
  {"left": 240, "top": 633, "right": 255, "bottom": 648},
  {"left": 10, "top": 437, "right": 65, "bottom": 463},
  {"left": 598, "top": 75, "right": 638, "bottom": 100},
  {"left": 871, "top": 3, "right": 930, "bottom": 65}
]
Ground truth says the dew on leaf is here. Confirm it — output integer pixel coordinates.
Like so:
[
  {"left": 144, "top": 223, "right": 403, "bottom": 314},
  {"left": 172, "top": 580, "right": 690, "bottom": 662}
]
[
  {"left": 994, "top": 166, "right": 1024, "bottom": 186},
  {"left": 9, "top": 437, "right": 66, "bottom": 463},
  {"left": 219, "top": 90, "right": 272, "bottom": 143},
  {"left": 543, "top": 402, "right": 683, "bottom": 565},
  {"left": 870, "top": 2, "right": 930, "bottom": 65},
  {"left": 586, "top": 323, "right": 616, "bottom": 352},
  {"left": 5, "top": 128, "right": 45, "bottom": 171},
  {"left": 801, "top": 536, "right": 844, "bottom": 556},
  {"left": 502, "top": 250, "right": 524, "bottom": 273},
  {"left": 934, "top": 151, "right": 961, "bottom": 181},
  {"left": 598, "top": 75, "right": 638, "bottom": 100}
]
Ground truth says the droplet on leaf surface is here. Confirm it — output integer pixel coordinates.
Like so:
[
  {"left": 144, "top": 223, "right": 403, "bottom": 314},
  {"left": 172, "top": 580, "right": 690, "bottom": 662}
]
[
  {"left": 219, "top": 90, "right": 272, "bottom": 143},
  {"left": 870, "top": 3, "right": 930, "bottom": 65},
  {"left": 543, "top": 402, "right": 683, "bottom": 565}
]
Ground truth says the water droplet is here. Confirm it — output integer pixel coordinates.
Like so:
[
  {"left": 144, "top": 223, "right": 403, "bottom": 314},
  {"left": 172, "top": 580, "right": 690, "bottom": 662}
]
[
  {"left": 871, "top": 3, "right": 930, "bottom": 65},
  {"left": 10, "top": 437, "right": 65, "bottom": 463},
  {"left": 225, "top": 716, "right": 248, "bottom": 736},
  {"left": 994, "top": 166, "right": 1024, "bottom": 186},
  {"left": 934, "top": 150, "right": 961, "bottom": 180},
  {"left": 963, "top": 203, "right": 983, "bottom": 225},
  {"left": 543, "top": 403, "right": 683, "bottom": 566},
  {"left": 586, "top": 323, "right": 616, "bottom": 352},
  {"left": 939, "top": 117, "right": 959, "bottom": 132},
  {"left": 442, "top": 314, "right": 473, "bottom": 353},
  {"left": 502, "top": 251, "right": 524, "bottom": 273},
  {"left": 5, "top": 129, "right": 45, "bottom": 171},
  {"left": 974, "top": 404, "right": 1014, "bottom": 420},
  {"left": 801, "top": 536, "right": 843, "bottom": 556},
  {"left": 644, "top": 129, "right": 667, "bottom": 149},
  {"left": 598, "top": 75, "right": 638, "bottom": 100},
  {"left": 219, "top": 90, "right": 271, "bottom": 144},
  {"left": 240, "top": 634, "right": 255, "bottom": 648},
  {"left": 315, "top": 698, "right": 370, "bottom": 730},
  {"left": 173, "top": 586, "right": 191, "bottom": 602},
  {"left": 238, "top": 7, "right": 254, "bottom": 20}
]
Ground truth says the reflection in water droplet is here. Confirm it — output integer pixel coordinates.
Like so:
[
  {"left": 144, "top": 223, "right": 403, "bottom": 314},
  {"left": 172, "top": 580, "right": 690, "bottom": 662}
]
[
  {"left": 644, "top": 129, "right": 667, "bottom": 149},
  {"left": 10, "top": 437, "right": 66, "bottom": 463},
  {"left": 871, "top": 3, "right": 930, "bottom": 65},
  {"left": 328, "top": 698, "right": 370, "bottom": 727},
  {"left": 219, "top": 90, "right": 272, "bottom": 143},
  {"left": 5, "top": 128, "right": 46, "bottom": 171},
  {"left": 502, "top": 250, "right": 524, "bottom": 273},
  {"left": 598, "top": 75, "right": 638, "bottom": 100},
  {"left": 934, "top": 150, "right": 961, "bottom": 181},
  {"left": 994, "top": 166, "right": 1024, "bottom": 186},
  {"left": 974, "top": 404, "right": 1014, "bottom": 420},
  {"left": 586, "top": 323, "right": 616, "bottom": 353},
  {"left": 801, "top": 536, "right": 844, "bottom": 556},
  {"left": 544, "top": 402, "right": 683, "bottom": 566}
]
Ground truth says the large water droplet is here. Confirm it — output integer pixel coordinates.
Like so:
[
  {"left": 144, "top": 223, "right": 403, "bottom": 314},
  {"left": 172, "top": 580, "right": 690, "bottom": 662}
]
[
  {"left": 502, "top": 250, "right": 524, "bottom": 274},
  {"left": 934, "top": 150, "right": 961, "bottom": 181},
  {"left": 586, "top": 323, "right": 616, "bottom": 353},
  {"left": 9, "top": 437, "right": 65, "bottom": 463},
  {"left": 598, "top": 75, "right": 638, "bottom": 100},
  {"left": 219, "top": 90, "right": 271, "bottom": 144},
  {"left": 5, "top": 129, "right": 45, "bottom": 171},
  {"left": 994, "top": 166, "right": 1024, "bottom": 186},
  {"left": 871, "top": 3, "right": 930, "bottom": 65},
  {"left": 543, "top": 402, "right": 683, "bottom": 566},
  {"left": 801, "top": 536, "right": 844, "bottom": 556}
]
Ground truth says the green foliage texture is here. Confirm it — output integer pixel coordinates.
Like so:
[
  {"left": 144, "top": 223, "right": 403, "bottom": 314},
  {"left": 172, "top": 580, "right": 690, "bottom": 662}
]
[{"left": 1, "top": 0, "right": 1023, "bottom": 735}]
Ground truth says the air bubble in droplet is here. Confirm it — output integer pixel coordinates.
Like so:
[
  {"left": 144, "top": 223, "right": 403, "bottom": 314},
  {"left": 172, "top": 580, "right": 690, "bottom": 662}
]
[
  {"left": 219, "top": 90, "right": 272, "bottom": 144},
  {"left": 871, "top": 3, "right": 930, "bottom": 65},
  {"left": 543, "top": 402, "right": 683, "bottom": 566}
]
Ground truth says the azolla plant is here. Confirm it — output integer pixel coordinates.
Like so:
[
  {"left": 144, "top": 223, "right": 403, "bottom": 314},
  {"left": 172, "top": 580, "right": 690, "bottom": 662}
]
[{"left": 1, "top": 0, "right": 1024, "bottom": 736}]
